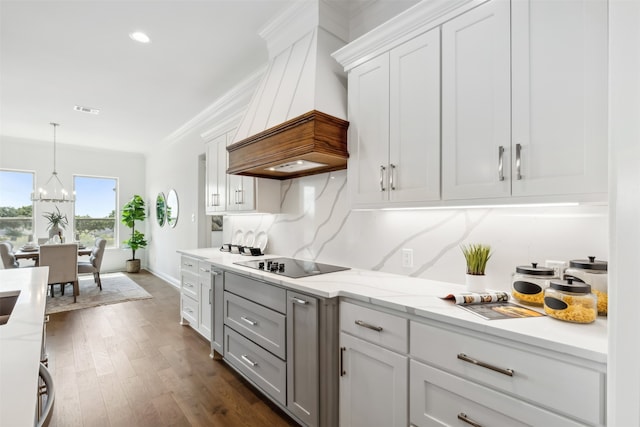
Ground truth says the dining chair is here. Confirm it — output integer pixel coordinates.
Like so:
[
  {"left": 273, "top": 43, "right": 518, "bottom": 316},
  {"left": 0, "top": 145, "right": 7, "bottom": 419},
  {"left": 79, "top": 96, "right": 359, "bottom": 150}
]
[
  {"left": 39, "top": 243, "right": 79, "bottom": 302},
  {"left": 0, "top": 242, "right": 19, "bottom": 269},
  {"left": 77, "top": 237, "right": 107, "bottom": 290}
]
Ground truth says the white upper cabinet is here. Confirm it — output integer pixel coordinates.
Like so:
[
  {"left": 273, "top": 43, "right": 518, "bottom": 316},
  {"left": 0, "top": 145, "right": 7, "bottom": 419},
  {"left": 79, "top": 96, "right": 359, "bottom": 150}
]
[
  {"left": 389, "top": 29, "right": 441, "bottom": 203},
  {"left": 349, "top": 28, "right": 441, "bottom": 207},
  {"left": 336, "top": 0, "right": 608, "bottom": 208},
  {"left": 205, "top": 133, "right": 228, "bottom": 214},
  {"left": 510, "top": 0, "right": 608, "bottom": 197},
  {"left": 441, "top": 0, "right": 512, "bottom": 200},
  {"left": 205, "top": 127, "right": 280, "bottom": 215},
  {"left": 348, "top": 53, "right": 390, "bottom": 205}
]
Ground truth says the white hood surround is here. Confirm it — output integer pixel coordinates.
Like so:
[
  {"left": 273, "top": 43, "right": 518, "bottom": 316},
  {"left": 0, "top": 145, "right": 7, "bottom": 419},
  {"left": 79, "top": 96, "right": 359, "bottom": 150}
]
[{"left": 233, "top": 1, "right": 349, "bottom": 140}]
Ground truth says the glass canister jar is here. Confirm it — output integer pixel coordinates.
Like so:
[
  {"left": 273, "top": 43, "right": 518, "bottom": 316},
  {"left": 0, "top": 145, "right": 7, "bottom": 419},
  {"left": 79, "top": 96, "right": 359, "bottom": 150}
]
[
  {"left": 543, "top": 278, "right": 597, "bottom": 324},
  {"left": 511, "top": 262, "right": 556, "bottom": 306},
  {"left": 564, "top": 256, "right": 608, "bottom": 316}
]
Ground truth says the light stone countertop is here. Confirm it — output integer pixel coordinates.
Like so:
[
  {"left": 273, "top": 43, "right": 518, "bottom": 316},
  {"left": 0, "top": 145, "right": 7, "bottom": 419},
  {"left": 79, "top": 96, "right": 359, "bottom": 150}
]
[
  {"left": 0, "top": 267, "right": 49, "bottom": 427},
  {"left": 178, "top": 248, "right": 607, "bottom": 364}
]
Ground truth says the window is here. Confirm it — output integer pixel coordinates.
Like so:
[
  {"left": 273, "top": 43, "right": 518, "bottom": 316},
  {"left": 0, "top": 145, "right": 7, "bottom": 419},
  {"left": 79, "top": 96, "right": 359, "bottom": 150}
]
[
  {"left": 0, "top": 170, "right": 35, "bottom": 245},
  {"left": 74, "top": 176, "right": 117, "bottom": 248}
]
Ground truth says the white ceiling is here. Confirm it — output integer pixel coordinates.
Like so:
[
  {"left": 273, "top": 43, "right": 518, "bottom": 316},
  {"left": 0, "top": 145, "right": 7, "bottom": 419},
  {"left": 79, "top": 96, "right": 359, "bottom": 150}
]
[{"left": 0, "top": 0, "right": 296, "bottom": 154}]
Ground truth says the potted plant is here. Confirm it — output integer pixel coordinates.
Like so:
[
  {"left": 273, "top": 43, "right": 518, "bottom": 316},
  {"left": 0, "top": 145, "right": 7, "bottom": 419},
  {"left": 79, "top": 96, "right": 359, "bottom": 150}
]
[
  {"left": 121, "top": 195, "right": 147, "bottom": 273},
  {"left": 43, "top": 205, "right": 69, "bottom": 239},
  {"left": 460, "top": 243, "right": 492, "bottom": 292}
]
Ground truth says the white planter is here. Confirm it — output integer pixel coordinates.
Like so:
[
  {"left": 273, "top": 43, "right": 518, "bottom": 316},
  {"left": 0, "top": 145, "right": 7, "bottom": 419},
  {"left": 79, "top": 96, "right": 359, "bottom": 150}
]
[{"left": 465, "top": 274, "right": 487, "bottom": 293}]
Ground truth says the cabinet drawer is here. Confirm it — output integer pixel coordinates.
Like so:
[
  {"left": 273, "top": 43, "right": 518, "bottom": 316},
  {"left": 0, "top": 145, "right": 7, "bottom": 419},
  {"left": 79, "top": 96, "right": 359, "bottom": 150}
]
[
  {"left": 181, "top": 294, "right": 198, "bottom": 325},
  {"left": 181, "top": 256, "right": 198, "bottom": 274},
  {"left": 224, "top": 326, "right": 286, "bottom": 406},
  {"left": 410, "top": 321, "right": 604, "bottom": 425},
  {"left": 224, "top": 271, "right": 286, "bottom": 314},
  {"left": 340, "top": 301, "right": 408, "bottom": 353},
  {"left": 410, "top": 360, "right": 584, "bottom": 427},
  {"left": 224, "top": 292, "right": 286, "bottom": 359},
  {"left": 181, "top": 272, "right": 198, "bottom": 300}
]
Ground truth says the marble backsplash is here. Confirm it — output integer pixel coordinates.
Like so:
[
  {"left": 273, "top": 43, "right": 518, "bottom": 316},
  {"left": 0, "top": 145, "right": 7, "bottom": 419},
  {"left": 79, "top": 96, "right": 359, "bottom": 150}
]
[{"left": 223, "top": 170, "right": 608, "bottom": 292}]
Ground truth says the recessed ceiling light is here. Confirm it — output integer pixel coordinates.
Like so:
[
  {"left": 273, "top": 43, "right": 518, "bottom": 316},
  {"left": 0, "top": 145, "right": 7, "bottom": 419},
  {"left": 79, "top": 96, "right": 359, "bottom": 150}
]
[
  {"left": 73, "top": 105, "right": 100, "bottom": 115},
  {"left": 129, "top": 31, "right": 151, "bottom": 44}
]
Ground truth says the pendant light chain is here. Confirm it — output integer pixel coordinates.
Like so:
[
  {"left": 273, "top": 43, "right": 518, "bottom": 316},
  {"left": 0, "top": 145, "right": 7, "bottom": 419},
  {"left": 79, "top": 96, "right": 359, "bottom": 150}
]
[{"left": 51, "top": 122, "right": 59, "bottom": 175}]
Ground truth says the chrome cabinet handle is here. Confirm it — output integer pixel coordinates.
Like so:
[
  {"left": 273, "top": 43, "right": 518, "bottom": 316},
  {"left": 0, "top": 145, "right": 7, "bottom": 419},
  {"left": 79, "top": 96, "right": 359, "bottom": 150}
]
[
  {"left": 389, "top": 163, "right": 396, "bottom": 190},
  {"left": 199, "top": 267, "right": 210, "bottom": 273},
  {"left": 458, "top": 413, "right": 483, "bottom": 427},
  {"left": 183, "top": 262, "right": 194, "bottom": 267},
  {"left": 238, "top": 189, "right": 244, "bottom": 205},
  {"left": 457, "top": 353, "right": 514, "bottom": 377},
  {"left": 241, "top": 316, "right": 257, "bottom": 326},
  {"left": 184, "top": 282, "right": 194, "bottom": 288},
  {"left": 212, "top": 193, "right": 220, "bottom": 206},
  {"left": 355, "top": 320, "right": 383, "bottom": 332},
  {"left": 340, "top": 346, "right": 346, "bottom": 376},
  {"left": 212, "top": 270, "right": 220, "bottom": 276},
  {"left": 234, "top": 190, "right": 239, "bottom": 204},
  {"left": 185, "top": 307, "right": 194, "bottom": 314},
  {"left": 209, "top": 288, "right": 212, "bottom": 305},
  {"left": 291, "top": 297, "right": 308, "bottom": 305},
  {"left": 498, "top": 146, "right": 505, "bottom": 181},
  {"left": 379, "top": 165, "right": 386, "bottom": 191},
  {"left": 241, "top": 354, "right": 258, "bottom": 367},
  {"left": 515, "top": 143, "right": 522, "bottom": 180}
]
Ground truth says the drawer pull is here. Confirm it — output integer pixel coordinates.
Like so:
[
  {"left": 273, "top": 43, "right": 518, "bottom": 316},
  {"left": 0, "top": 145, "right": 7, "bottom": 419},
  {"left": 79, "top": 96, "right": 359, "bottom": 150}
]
[
  {"left": 291, "top": 297, "right": 308, "bottom": 305},
  {"left": 185, "top": 308, "right": 194, "bottom": 314},
  {"left": 340, "top": 346, "right": 346, "bottom": 376},
  {"left": 241, "top": 354, "right": 258, "bottom": 367},
  {"left": 457, "top": 353, "right": 514, "bottom": 377},
  {"left": 241, "top": 316, "right": 257, "bottom": 326},
  {"left": 184, "top": 282, "right": 194, "bottom": 288},
  {"left": 355, "top": 320, "right": 383, "bottom": 332},
  {"left": 183, "top": 262, "right": 194, "bottom": 267},
  {"left": 458, "top": 413, "right": 483, "bottom": 427},
  {"left": 199, "top": 267, "right": 210, "bottom": 273}
]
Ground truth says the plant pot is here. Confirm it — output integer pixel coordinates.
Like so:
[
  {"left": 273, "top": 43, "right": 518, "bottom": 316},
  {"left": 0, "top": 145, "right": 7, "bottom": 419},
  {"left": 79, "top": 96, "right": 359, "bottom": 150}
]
[
  {"left": 48, "top": 225, "right": 60, "bottom": 238},
  {"left": 126, "top": 259, "right": 141, "bottom": 273},
  {"left": 465, "top": 274, "right": 487, "bottom": 293}
]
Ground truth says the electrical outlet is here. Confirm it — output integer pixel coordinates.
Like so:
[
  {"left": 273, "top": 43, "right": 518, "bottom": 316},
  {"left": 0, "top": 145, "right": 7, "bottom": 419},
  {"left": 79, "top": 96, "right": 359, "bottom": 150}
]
[{"left": 402, "top": 248, "right": 414, "bottom": 268}]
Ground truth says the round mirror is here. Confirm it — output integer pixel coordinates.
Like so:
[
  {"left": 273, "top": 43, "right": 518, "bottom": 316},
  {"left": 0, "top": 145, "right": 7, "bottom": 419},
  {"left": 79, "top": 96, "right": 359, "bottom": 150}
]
[
  {"left": 156, "top": 192, "right": 166, "bottom": 227},
  {"left": 166, "top": 189, "right": 179, "bottom": 228}
]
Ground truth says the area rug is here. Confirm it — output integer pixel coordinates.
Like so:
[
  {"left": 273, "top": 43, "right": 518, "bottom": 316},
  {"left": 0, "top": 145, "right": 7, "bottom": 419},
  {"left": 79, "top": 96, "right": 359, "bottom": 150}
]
[{"left": 46, "top": 272, "right": 152, "bottom": 314}]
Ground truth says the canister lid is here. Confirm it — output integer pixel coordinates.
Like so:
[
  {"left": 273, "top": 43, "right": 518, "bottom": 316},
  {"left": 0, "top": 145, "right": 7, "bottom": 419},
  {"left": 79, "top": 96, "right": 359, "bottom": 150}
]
[
  {"left": 515, "top": 262, "right": 555, "bottom": 276},
  {"left": 549, "top": 278, "right": 592, "bottom": 293},
  {"left": 569, "top": 256, "right": 608, "bottom": 271}
]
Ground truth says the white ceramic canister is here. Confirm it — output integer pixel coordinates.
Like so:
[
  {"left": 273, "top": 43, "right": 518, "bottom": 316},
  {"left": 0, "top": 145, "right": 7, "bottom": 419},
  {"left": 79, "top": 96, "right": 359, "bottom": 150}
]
[
  {"left": 564, "top": 256, "right": 608, "bottom": 316},
  {"left": 511, "top": 262, "right": 557, "bottom": 306}
]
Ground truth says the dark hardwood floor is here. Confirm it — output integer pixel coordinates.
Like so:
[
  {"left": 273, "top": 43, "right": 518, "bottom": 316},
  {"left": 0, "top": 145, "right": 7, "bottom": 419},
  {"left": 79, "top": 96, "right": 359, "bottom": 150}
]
[{"left": 46, "top": 270, "right": 299, "bottom": 427}]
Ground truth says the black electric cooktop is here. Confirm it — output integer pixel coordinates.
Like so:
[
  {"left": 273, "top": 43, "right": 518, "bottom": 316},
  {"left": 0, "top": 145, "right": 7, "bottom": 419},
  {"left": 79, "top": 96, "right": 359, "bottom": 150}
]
[{"left": 234, "top": 257, "right": 350, "bottom": 279}]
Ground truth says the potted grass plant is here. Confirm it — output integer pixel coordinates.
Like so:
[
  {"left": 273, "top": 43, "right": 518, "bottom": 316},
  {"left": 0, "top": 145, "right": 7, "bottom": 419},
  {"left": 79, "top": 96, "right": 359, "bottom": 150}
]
[
  {"left": 121, "top": 195, "right": 147, "bottom": 273},
  {"left": 461, "top": 243, "right": 492, "bottom": 292},
  {"left": 43, "top": 205, "right": 69, "bottom": 239}
]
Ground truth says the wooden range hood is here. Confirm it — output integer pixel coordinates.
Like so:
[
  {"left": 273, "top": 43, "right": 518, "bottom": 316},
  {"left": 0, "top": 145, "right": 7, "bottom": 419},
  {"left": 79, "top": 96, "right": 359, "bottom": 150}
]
[{"left": 227, "top": 110, "right": 349, "bottom": 180}]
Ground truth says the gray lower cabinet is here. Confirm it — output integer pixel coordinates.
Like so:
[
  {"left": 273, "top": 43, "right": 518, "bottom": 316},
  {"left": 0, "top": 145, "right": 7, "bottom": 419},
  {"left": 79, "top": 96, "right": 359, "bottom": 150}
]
[
  {"left": 211, "top": 268, "right": 224, "bottom": 356},
  {"left": 287, "top": 291, "right": 319, "bottom": 427},
  {"left": 220, "top": 271, "right": 338, "bottom": 427}
]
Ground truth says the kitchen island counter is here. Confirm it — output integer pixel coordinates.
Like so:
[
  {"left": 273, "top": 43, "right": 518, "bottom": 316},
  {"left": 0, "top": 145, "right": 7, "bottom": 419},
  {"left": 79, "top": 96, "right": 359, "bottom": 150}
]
[
  {"left": 0, "top": 267, "right": 49, "bottom": 427},
  {"left": 178, "top": 249, "right": 607, "bottom": 364}
]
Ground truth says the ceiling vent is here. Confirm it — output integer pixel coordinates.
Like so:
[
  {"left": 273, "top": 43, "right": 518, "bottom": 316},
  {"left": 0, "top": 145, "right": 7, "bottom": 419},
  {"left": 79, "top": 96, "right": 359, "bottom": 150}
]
[
  {"left": 227, "top": 1, "right": 349, "bottom": 180},
  {"left": 73, "top": 105, "right": 100, "bottom": 115}
]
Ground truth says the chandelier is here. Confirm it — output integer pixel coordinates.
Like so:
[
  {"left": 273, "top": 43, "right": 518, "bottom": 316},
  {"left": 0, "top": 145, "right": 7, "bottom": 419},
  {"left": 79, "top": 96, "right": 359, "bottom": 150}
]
[{"left": 31, "top": 122, "right": 75, "bottom": 203}]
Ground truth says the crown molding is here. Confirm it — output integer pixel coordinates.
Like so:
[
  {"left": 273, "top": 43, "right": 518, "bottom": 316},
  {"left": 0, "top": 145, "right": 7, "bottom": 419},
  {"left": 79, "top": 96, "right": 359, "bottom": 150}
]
[
  {"left": 333, "top": 0, "right": 488, "bottom": 71},
  {"left": 162, "top": 65, "right": 267, "bottom": 146}
]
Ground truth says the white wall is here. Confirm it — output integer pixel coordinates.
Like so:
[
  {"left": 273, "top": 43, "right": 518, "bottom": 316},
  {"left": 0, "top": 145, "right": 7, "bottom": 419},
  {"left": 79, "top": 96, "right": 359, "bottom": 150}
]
[
  {"left": 144, "top": 128, "right": 208, "bottom": 287},
  {"left": 0, "top": 135, "right": 145, "bottom": 272}
]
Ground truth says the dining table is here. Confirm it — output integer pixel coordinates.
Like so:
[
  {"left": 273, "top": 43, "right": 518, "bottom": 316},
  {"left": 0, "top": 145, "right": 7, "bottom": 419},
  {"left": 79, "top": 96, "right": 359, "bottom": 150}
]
[{"left": 14, "top": 244, "right": 93, "bottom": 265}]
